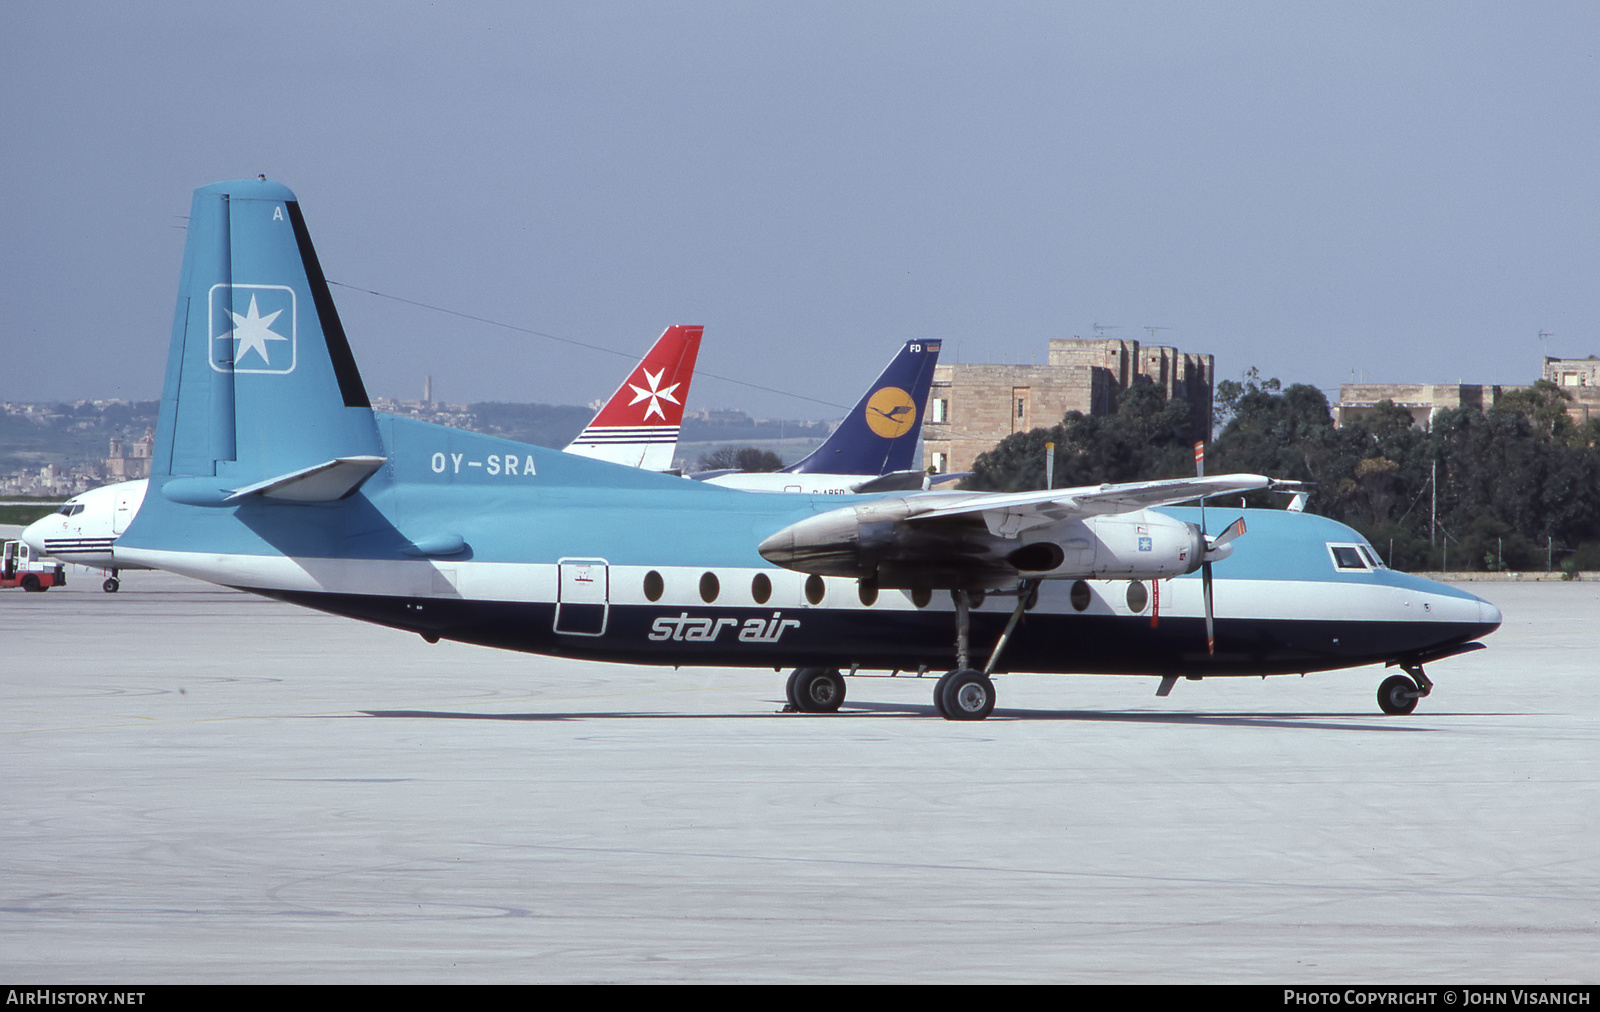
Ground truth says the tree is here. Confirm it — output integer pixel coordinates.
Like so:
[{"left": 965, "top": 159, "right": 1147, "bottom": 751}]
[
  {"left": 695, "top": 446, "right": 784, "bottom": 472},
  {"left": 961, "top": 365, "right": 1600, "bottom": 572},
  {"left": 1494, "top": 380, "right": 1576, "bottom": 443},
  {"left": 1212, "top": 367, "right": 1280, "bottom": 432}
]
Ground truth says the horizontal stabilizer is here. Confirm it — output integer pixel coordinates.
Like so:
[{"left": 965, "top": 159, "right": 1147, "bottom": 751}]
[
  {"left": 224, "top": 456, "right": 387, "bottom": 503},
  {"left": 849, "top": 470, "right": 932, "bottom": 494}
]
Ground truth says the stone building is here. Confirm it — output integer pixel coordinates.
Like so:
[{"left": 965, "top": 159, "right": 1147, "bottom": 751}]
[
  {"left": 106, "top": 431, "right": 155, "bottom": 481},
  {"left": 1543, "top": 356, "right": 1600, "bottom": 425},
  {"left": 1336, "top": 354, "right": 1600, "bottom": 430},
  {"left": 1334, "top": 384, "right": 1522, "bottom": 430},
  {"left": 922, "top": 338, "right": 1214, "bottom": 474}
]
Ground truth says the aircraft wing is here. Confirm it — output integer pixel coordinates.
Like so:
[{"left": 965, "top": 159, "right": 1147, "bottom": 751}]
[
  {"left": 904, "top": 474, "right": 1291, "bottom": 532},
  {"left": 759, "top": 473, "right": 1300, "bottom": 586}
]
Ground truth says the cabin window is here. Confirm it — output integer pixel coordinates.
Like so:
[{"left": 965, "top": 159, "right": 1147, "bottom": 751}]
[
  {"left": 699, "top": 572, "right": 720, "bottom": 603},
  {"left": 804, "top": 574, "right": 825, "bottom": 605},
  {"left": 751, "top": 572, "right": 772, "bottom": 605},
  {"left": 643, "top": 570, "right": 664, "bottom": 602},
  {"left": 1070, "top": 580, "right": 1092, "bottom": 612},
  {"left": 1125, "top": 580, "right": 1148, "bottom": 613}
]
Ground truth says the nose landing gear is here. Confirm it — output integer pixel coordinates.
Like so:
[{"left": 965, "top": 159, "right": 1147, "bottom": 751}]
[{"left": 1377, "top": 662, "right": 1434, "bottom": 715}]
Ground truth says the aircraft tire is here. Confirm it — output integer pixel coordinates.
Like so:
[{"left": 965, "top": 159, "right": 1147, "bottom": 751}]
[
  {"left": 791, "top": 668, "right": 846, "bottom": 713},
  {"left": 940, "top": 669, "right": 995, "bottom": 721},
  {"left": 932, "top": 671, "right": 953, "bottom": 718},
  {"left": 784, "top": 668, "right": 802, "bottom": 709},
  {"left": 1377, "top": 674, "right": 1420, "bottom": 715},
  {"left": 103, "top": 578, "right": 120, "bottom": 593}
]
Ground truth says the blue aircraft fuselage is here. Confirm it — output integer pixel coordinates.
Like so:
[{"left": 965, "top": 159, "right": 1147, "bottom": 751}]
[{"left": 113, "top": 178, "right": 1501, "bottom": 716}]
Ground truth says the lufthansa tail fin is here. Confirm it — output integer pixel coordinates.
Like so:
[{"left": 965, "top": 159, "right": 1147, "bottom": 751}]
[
  {"left": 564, "top": 325, "right": 702, "bottom": 471},
  {"left": 151, "top": 179, "right": 384, "bottom": 493},
  {"left": 783, "top": 339, "right": 941, "bottom": 476}
]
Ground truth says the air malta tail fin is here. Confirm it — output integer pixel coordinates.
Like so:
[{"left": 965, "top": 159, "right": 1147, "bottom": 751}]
[
  {"left": 563, "top": 325, "right": 702, "bottom": 471},
  {"left": 784, "top": 339, "right": 941, "bottom": 476},
  {"left": 151, "top": 179, "right": 385, "bottom": 503}
]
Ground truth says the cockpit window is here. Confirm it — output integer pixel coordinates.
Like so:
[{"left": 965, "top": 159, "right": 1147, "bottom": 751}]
[
  {"left": 1329, "top": 545, "right": 1368, "bottom": 570},
  {"left": 55, "top": 503, "right": 84, "bottom": 516},
  {"left": 1359, "top": 545, "right": 1383, "bottom": 569}
]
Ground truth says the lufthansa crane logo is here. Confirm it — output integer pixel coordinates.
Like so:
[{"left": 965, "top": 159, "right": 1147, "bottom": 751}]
[{"left": 864, "top": 386, "right": 917, "bottom": 438}]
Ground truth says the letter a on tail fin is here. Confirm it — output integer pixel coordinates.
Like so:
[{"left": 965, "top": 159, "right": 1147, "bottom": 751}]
[
  {"left": 564, "top": 324, "right": 703, "bottom": 471},
  {"left": 153, "top": 179, "right": 384, "bottom": 492},
  {"left": 783, "top": 338, "right": 941, "bottom": 476}
]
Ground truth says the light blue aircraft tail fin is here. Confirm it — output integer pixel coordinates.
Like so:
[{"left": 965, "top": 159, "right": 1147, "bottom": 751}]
[
  {"left": 784, "top": 339, "right": 941, "bottom": 476},
  {"left": 152, "top": 179, "right": 384, "bottom": 490}
]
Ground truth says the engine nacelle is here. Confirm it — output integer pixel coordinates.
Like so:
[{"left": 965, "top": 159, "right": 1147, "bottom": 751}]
[
  {"left": 758, "top": 499, "right": 1205, "bottom": 589},
  {"left": 1073, "top": 512, "right": 1205, "bottom": 579}
]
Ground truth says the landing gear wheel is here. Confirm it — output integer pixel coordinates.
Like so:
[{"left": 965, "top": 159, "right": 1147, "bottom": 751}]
[
  {"left": 789, "top": 667, "right": 846, "bottom": 713},
  {"left": 932, "top": 671, "right": 954, "bottom": 718},
  {"left": 103, "top": 577, "right": 120, "bottom": 593},
  {"left": 939, "top": 668, "right": 995, "bottom": 721},
  {"left": 1377, "top": 674, "right": 1420, "bottom": 715}
]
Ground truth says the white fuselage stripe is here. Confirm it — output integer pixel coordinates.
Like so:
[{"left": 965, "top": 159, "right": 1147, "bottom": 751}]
[{"left": 112, "top": 549, "right": 1487, "bottom": 626}]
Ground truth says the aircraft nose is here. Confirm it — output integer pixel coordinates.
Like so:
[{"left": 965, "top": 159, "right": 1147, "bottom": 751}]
[
  {"left": 1478, "top": 596, "right": 1503, "bottom": 631},
  {"left": 20, "top": 516, "right": 51, "bottom": 555}
]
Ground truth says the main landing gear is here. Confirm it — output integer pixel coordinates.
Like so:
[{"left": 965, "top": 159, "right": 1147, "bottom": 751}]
[
  {"left": 932, "top": 668, "right": 995, "bottom": 720},
  {"left": 1377, "top": 662, "right": 1434, "bottom": 715},
  {"left": 932, "top": 580, "right": 1038, "bottom": 722},
  {"left": 103, "top": 569, "right": 121, "bottom": 593},
  {"left": 780, "top": 579, "right": 1037, "bottom": 721}
]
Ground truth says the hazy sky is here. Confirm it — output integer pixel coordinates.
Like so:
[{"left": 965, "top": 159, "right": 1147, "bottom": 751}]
[{"left": 4, "top": 1, "right": 1597, "bottom": 418}]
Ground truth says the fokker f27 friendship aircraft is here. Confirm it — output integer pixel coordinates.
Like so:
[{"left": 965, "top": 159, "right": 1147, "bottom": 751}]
[{"left": 112, "top": 179, "right": 1500, "bottom": 720}]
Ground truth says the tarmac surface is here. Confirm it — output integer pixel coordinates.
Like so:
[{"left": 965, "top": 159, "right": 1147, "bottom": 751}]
[{"left": 2, "top": 571, "right": 1595, "bottom": 983}]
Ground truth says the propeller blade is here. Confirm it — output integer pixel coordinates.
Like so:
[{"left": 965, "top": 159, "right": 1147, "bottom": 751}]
[
  {"left": 1213, "top": 516, "right": 1246, "bottom": 548},
  {"left": 1202, "top": 561, "right": 1215, "bottom": 655}
]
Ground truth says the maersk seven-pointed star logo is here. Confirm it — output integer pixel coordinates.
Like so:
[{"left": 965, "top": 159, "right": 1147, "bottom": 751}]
[
  {"left": 210, "top": 284, "right": 297, "bottom": 374},
  {"left": 627, "top": 367, "right": 681, "bottom": 422}
]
